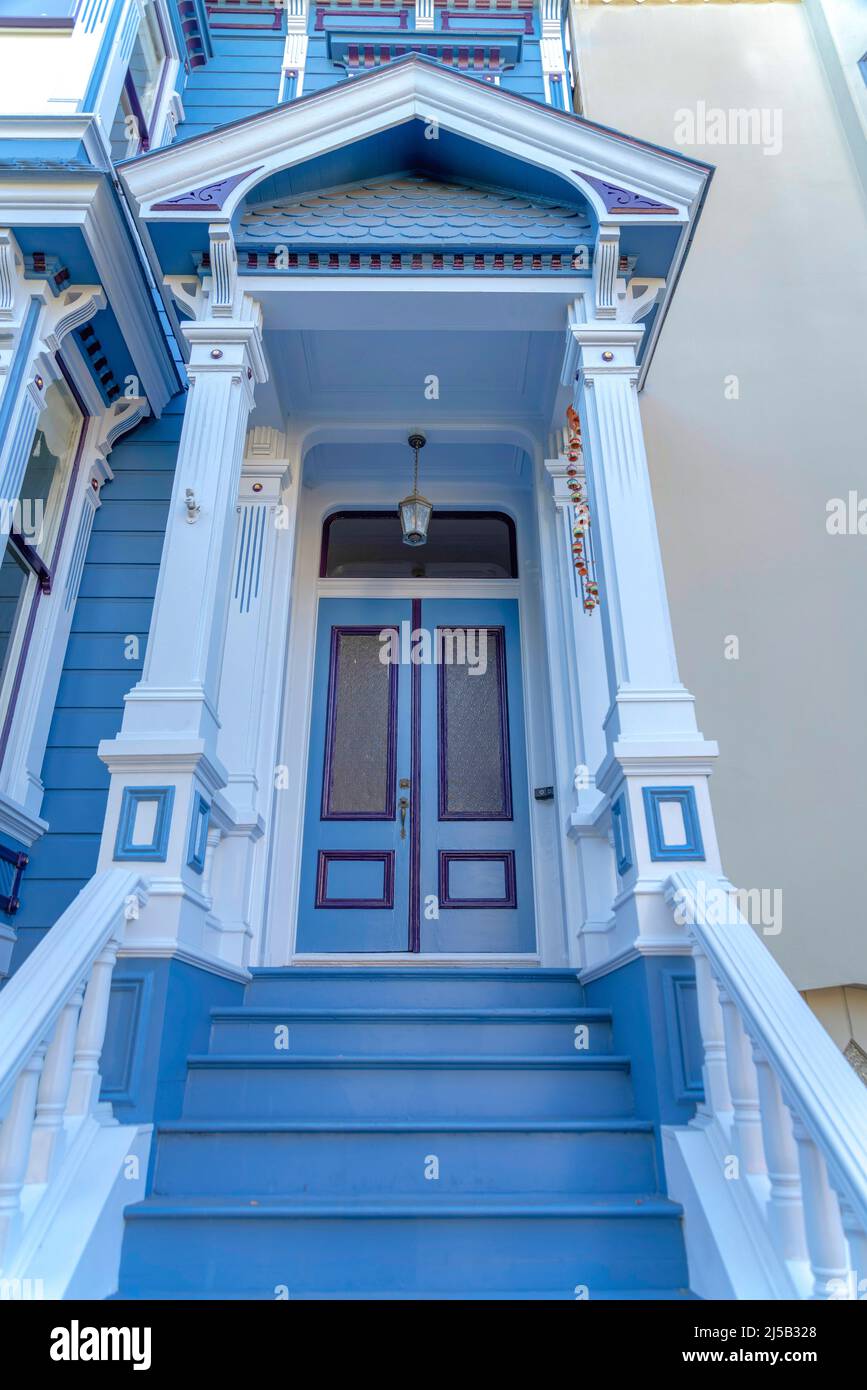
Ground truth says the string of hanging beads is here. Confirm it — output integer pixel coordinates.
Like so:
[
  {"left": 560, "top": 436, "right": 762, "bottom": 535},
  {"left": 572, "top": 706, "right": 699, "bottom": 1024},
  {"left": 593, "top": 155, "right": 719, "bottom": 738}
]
[{"left": 565, "top": 404, "right": 599, "bottom": 614}]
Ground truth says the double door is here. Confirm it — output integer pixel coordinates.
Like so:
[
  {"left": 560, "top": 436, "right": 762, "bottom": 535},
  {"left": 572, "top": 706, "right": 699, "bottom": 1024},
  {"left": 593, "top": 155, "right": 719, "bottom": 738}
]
[{"left": 296, "top": 597, "right": 535, "bottom": 953}]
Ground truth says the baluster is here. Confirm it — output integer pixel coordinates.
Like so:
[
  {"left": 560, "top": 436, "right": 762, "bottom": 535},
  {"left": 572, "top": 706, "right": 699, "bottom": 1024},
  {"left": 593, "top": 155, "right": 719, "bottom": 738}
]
[
  {"left": 66, "top": 939, "right": 119, "bottom": 1117},
  {"left": 28, "top": 984, "right": 86, "bottom": 1183},
  {"left": 692, "top": 944, "right": 731, "bottom": 1117},
  {"left": 790, "top": 1114, "right": 850, "bottom": 1298},
  {"left": 717, "top": 986, "right": 765, "bottom": 1174},
  {"left": 0, "top": 1044, "right": 47, "bottom": 1266},
  {"left": 750, "top": 1043, "right": 808, "bottom": 1262},
  {"left": 837, "top": 1195, "right": 867, "bottom": 1300}
]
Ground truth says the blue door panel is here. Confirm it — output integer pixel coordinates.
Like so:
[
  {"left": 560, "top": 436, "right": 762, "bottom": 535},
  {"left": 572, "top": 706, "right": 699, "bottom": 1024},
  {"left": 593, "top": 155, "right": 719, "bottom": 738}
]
[
  {"left": 420, "top": 598, "right": 535, "bottom": 953},
  {"left": 296, "top": 599, "right": 411, "bottom": 952},
  {"left": 296, "top": 596, "right": 535, "bottom": 954}
]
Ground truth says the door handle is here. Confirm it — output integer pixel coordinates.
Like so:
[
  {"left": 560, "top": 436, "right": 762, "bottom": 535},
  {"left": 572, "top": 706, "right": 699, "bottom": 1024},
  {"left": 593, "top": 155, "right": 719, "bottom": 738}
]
[{"left": 399, "top": 796, "right": 409, "bottom": 840}]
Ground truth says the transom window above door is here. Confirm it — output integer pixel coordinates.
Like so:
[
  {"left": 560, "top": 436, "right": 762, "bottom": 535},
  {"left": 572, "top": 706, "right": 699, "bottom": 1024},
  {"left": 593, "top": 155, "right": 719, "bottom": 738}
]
[{"left": 320, "top": 510, "right": 518, "bottom": 579}]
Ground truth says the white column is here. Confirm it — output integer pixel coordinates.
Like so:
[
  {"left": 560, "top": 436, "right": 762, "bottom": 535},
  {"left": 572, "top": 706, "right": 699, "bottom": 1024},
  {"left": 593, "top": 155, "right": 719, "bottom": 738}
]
[
  {"left": 574, "top": 326, "right": 685, "bottom": 735},
  {"left": 97, "top": 292, "right": 267, "bottom": 963},
  {"left": 538, "top": 449, "right": 615, "bottom": 968},
  {"left": 204, "top": 428, "right": 299, "bottom": 968},
  {"left": 121, "top": 298, "right": 266, "bottom": 751},
  {"left": 569, "top": 322, "right": 722, "bottom": 956}
]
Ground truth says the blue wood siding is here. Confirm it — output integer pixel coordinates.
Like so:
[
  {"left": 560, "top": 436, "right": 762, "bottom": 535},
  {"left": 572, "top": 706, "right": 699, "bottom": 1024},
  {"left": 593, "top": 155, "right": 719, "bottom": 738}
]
[
  {"left": 301, "top": 39, "right": 545, "bottom": 104},
  {"left": 8, "top": 395, "right": 185, "bottom": 971},
  {"left": 177, "top": 34, "right": 285, "bottom": 141}
]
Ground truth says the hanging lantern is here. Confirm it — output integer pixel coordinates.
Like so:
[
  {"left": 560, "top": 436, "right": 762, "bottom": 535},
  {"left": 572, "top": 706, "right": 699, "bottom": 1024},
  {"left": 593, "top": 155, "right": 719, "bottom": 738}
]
[{"left": 399, "top": 432, "right": 432, "bottom": 547}]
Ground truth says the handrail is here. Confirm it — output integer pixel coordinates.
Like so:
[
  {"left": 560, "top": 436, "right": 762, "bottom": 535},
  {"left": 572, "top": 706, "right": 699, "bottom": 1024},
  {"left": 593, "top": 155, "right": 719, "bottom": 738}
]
[
  {"left": 666, "top": 867, "right": 867, "bottom": 1298},
  {"left": 0, "top": 868, "right": 146, "bottom": 1107},
  {"left": 0, "top": 867, "right": 147, "bottom": 1271}
]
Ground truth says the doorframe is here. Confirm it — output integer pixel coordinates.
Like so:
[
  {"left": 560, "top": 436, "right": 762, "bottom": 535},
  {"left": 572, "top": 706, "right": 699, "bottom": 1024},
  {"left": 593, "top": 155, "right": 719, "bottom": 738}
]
[{"left": 263, "top": 483, "right": 570, "bottom": 968}]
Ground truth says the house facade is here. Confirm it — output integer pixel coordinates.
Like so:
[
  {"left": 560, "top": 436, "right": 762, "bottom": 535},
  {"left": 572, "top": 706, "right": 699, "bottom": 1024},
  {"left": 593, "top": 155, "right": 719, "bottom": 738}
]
[{"left": 0, "top": 0, "right": 865, "bottom": 1302}]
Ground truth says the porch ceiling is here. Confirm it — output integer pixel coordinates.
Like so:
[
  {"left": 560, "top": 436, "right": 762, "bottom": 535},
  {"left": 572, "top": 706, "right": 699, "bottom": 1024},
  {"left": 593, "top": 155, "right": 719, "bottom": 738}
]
[
  {"left": 302, "top": 439, "right": 531, "bottom": 487},
  {"left": 255, "top": 319, "right": 565, "bottom": 433}
]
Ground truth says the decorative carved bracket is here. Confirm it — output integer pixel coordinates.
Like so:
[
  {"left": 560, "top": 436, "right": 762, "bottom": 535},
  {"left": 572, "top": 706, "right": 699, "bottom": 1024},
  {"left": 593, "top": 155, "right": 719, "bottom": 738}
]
[
  {"left": 43, "top": 286, "right": 106, "bottom": 354},
  {"left": 593, "top": 224, "right": 620, "bottom": 320},
  {"left": 618, "top": 277, "right": 666, "bottom": 324},
  {"left": 208, "top": 223, "right": 238, "bottom": 317},
  {"left": 0, "top": 228, "right": 22, "bottom": 322}
]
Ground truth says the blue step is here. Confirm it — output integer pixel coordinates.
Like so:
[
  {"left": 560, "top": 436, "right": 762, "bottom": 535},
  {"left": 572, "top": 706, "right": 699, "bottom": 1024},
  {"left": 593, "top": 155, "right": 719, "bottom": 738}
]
[
  {"left": 111, "top": 1287, "right": 699, "bottom": 1301},
  {"left": 244, "top": 967, "right": 584, "bottom": 1010},
  {"left": 152, "top": 1120, "right": 658, "bottom": 1197},
  {"left": 183, "top": 1055, "right": 635, "bottom": 1121},
  {"left": 208, "top": 1007, "right": 613, "bottom": 1056},
  {"left": 119, "top": 1195, "right": 690, "bottom": 1299},
  {"left": 114, "top": 966, "right": 694, "bottom": 1299}
]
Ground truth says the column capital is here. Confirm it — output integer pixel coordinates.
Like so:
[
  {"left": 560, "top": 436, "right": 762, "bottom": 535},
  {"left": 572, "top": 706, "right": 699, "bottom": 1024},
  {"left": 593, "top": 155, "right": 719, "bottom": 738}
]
[
  {"left": 570, "top": 323, "right": 644, "bottom": 384},
  {"left": 182, "top": 297, "right": 268, "bottom": 389}
]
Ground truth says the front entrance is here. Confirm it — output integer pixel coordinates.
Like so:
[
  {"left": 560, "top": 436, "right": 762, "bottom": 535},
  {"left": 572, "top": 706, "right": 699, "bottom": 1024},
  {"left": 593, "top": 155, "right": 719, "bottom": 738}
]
[{"left": 296, "top": 596, "right": 535, "bottom": 953}]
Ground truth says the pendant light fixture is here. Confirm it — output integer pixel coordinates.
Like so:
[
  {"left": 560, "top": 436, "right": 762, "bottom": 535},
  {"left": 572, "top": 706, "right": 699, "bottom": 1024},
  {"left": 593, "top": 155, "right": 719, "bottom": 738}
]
[{"left": 399, "top": 432, "right": 432, "bottom": 547}]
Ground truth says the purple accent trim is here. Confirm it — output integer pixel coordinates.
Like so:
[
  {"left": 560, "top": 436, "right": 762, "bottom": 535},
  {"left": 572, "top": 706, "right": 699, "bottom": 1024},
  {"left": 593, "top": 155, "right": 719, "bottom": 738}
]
[
  {"left": 319, "top": 509, "right": 518, "bottom": 579},
  {"left": 7, "top": 533, "right": 51, "bottom": 594},
  {"left": 438, "top": 850, "right": 517, "bottom": 909},
  {"left": 320, "top": 625, "right": 398, "bottom": 821},
  {"left": 0, "top": 841, "right": 28, "bottom": 915},
  {"left": 51, "top": 353, "right": 89, "bottom": 573},
  {"left": 579, "top": 174, "right": 678, "bottom": 216},
  {"left": 315, "top": 850, "right": 395, "bottom": 909},
  {"left": 316, "top": 6, "right": 408, "bottom": 31},
  {"left": 207, "top": 5, "right": 283, "bottom": 30},
  {"left": 151, "top": 167, "right": 264, "bottom": 213},
  {"left": 408, "top": 596, "right": 421, "bottom": 952},
  {"left": 437, "top": 624, "right": 513, "bottom": 822},
  {"left": 124, "top": 70, "right": 150, "bottom": 154},
  {"left": 441, "top": 10, "right": 532, "bottom": 33},
  {"left": 0, "top": 354, "right": 88, "bottom": 763}
]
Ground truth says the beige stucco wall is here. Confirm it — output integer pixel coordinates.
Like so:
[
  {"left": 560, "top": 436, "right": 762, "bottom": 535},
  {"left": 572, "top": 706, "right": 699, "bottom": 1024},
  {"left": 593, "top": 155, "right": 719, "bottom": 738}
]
[{"left": 571, "top": 1, "right": 867, "bottom": 990}]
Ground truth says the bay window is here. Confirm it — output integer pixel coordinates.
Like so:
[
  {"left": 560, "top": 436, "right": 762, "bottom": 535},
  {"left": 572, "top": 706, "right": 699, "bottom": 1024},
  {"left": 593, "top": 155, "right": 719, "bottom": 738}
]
[
  {"left": 0, "top": 376, "right": 85, "bottom": 746},
  {"left": 109, "top": 2, "right": 168, "bottom": 160}
]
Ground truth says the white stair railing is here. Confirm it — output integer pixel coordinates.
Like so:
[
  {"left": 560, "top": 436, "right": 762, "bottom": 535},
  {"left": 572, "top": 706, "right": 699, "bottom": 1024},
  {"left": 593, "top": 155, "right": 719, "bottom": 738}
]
[
  {"left": 666, "top": 868, "right": 867, "bottom": 1299},
  {"left": 0, "top": 868, "right": 147, "bottom": 1273}
]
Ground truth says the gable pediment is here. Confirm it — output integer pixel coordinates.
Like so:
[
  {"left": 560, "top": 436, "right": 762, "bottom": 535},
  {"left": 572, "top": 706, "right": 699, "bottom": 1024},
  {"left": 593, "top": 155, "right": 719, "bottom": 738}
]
[{"left": 238, "top": 173, "right": 593, "bottom": 248}]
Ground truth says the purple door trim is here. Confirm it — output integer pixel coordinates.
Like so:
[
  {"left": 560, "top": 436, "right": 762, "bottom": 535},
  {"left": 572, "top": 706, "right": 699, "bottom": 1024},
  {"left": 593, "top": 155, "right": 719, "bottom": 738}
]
[
  {"left": 437, "top": 624, "right": 514, "bottom": 822},
  {"left": 315, "top": 849, "right": 395, "bottom": 910},
  {"left": 123, "top": 71, "right": 151, "bottom": 153},
  {"left": 408, "top": 597, "right": 422, "bottom": 951},
  {"left": 438, "top": 850, "right": 518, "bottom": 910},
  {"left": 320, "top": 624, "right": 398, "bottom": 821}
]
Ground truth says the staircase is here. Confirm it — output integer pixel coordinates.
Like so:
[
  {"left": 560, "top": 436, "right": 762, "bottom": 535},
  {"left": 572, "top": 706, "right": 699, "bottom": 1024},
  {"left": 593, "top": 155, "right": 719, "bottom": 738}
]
[{"left": 114, "top": 968, "right": 695, "bottom": 1300}]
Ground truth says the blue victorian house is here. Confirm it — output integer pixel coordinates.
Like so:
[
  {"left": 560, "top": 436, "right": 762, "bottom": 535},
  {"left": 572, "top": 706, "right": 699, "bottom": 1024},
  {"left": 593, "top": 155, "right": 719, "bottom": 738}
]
[{"left": 0, "top": 0, "right": 864, "bottom": 1302}]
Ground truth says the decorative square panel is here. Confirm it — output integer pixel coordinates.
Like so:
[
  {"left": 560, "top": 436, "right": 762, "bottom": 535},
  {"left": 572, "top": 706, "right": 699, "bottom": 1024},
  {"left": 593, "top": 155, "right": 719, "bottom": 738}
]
[
  {"left": 439, "top": 851, "right": 516, "bottom": 908},
  {"left": 315, "top": 850, "right": 395, "bottom": 908},
  {"left": 114, "top": 787, "right": 174, "bottom": 863},
  {"left": 187, "top": 793, "right": 210, "bottom": 875},
  {"left": 642, "top": 786, "right": 705, "bottom": 862},
  {"left": 611, "top": 793, "right": 632, "bottom": 876}
]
